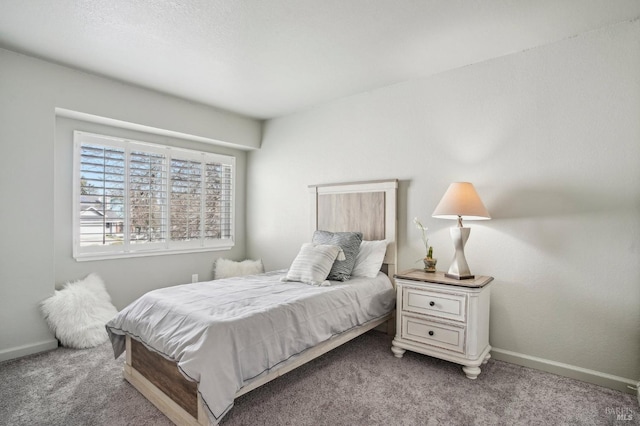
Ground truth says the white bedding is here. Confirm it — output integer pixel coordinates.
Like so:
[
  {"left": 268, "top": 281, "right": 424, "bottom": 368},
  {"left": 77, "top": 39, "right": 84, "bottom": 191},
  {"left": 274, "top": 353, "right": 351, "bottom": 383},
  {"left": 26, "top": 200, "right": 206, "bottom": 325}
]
[{"left": 106, "top": 270, "right": 395, "bottom": 423}]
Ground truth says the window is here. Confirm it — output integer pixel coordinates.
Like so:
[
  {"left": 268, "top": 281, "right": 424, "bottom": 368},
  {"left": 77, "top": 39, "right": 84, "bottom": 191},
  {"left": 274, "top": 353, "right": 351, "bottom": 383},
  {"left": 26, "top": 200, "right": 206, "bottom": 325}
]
[{"left": 73, "top": 131, "right": 234, "bottom": 260}]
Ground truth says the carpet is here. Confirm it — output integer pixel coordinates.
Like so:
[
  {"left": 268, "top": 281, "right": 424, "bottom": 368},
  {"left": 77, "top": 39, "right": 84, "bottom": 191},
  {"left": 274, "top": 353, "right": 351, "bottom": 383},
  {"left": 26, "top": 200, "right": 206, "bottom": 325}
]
[{"left": 1, "top": 331, "right": 637, "bottom": 425}]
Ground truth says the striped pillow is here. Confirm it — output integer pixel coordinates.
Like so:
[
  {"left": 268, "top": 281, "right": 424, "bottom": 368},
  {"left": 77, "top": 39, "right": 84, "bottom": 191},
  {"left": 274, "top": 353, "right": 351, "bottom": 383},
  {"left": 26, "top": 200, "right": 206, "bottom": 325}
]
[
  {"left": 312, "top": 230, "right": 363, "bottom": 281},
  {"left": 282, "top": 243, "right": 345, "bottom": 286}
]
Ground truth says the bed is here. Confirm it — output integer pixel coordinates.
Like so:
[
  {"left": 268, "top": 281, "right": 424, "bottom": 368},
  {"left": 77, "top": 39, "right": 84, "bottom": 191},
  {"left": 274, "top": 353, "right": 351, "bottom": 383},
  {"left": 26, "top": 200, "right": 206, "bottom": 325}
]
[{"left": 106, "top": 179, "right": 398, "bottom": 425}]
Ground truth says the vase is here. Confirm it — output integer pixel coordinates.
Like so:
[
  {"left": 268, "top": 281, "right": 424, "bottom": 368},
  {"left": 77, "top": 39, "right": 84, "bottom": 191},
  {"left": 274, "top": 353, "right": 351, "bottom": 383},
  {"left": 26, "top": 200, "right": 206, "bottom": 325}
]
[{"left": 423, "top": 257, "right": 437, "bottom": 273}]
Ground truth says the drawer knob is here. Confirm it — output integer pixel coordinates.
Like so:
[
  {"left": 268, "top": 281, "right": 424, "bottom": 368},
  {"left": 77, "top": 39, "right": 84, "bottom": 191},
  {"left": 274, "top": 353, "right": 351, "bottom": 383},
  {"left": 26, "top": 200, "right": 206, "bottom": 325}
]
[
  {"left": 429, "top": 301, "right": 435, "bottom": 307},
  {"left": 428, "top": 330, "right": 434, "bottom": 336}
]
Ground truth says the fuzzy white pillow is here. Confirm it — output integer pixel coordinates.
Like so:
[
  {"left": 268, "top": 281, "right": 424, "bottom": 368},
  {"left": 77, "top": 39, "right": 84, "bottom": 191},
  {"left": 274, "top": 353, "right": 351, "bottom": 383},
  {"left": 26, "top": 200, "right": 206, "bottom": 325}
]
[
  {"left": 214, "top": 258, "right": 265, "bottom": 279},
  {"left": 40, "top": 273, "right": 118, "bottom": 349}
]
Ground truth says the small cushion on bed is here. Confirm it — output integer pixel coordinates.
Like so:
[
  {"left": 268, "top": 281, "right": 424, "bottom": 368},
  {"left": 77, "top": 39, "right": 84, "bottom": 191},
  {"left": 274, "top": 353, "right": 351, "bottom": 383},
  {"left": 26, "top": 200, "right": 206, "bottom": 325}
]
[
  {"left": 312, "top": 230, "right": 362, "bottom": 281},
  {"left": 282, "top": 243, "right": 345, "bottom": 286},
  {"left": 214, "top": 258, "right": 265, "bottom": 279},
  {"left": 40, "top": 273, "right": 118, "bottom": 349},
  {"left": 352, "top": 240, "right": 388, "bottom": 278}
]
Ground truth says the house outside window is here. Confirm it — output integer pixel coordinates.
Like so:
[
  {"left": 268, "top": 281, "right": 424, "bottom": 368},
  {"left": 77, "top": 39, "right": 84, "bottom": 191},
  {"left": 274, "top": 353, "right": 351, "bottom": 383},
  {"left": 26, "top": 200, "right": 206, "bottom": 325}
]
[{"left": 73, "top": 131, "right": 234, "bottom": 261}]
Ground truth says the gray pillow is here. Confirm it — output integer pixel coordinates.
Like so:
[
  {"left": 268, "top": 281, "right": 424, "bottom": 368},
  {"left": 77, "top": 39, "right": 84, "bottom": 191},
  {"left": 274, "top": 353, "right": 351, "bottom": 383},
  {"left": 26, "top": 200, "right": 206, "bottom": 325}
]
[{"left": 312, "top": 230, "right": 363, "bottom": 281}]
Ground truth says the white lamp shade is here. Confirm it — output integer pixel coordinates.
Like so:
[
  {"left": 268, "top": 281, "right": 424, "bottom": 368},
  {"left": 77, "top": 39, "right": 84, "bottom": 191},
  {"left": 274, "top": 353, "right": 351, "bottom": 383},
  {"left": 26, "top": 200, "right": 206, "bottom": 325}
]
[{"left": 432, "top": 182, "right": 490, "bottom": 221}]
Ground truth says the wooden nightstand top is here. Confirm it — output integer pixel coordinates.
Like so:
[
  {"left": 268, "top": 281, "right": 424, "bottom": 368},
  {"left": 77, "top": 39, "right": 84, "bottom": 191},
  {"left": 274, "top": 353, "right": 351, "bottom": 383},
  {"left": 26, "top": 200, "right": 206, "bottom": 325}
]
[{"left": 395, "top": 269, "right": 493, "bottom": 288}]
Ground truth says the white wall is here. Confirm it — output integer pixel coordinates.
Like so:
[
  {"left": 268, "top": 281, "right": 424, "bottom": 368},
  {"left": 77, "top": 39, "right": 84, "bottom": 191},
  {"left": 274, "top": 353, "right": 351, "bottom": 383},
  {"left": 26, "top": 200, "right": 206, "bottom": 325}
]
[
  {"left": 0, "top": 48, "right": 261, "bottom": 360},
  {"left": 247, "top": 20, "right": 640, "bottom": 390}
]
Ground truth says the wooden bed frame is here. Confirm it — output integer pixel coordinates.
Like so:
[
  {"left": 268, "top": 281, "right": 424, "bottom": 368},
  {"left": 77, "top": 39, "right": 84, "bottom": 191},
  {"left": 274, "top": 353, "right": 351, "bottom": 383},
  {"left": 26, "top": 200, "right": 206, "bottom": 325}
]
[{"left": 122, "top": 179, "right": 398, "bottom": 425}]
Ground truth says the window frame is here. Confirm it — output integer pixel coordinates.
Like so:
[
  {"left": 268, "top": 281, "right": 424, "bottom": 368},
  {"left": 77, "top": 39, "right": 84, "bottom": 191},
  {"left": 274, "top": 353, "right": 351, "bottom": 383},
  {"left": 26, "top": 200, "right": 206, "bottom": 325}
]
[{"left": 72, "top": 131, "right": 235, "bottom": 261}]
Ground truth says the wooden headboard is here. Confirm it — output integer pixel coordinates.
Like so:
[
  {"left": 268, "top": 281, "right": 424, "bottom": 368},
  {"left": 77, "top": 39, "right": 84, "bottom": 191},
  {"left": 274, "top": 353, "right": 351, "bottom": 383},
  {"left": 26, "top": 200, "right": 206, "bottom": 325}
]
[{"left": 308, "top": 179, "right": 398, "bottom": 283}]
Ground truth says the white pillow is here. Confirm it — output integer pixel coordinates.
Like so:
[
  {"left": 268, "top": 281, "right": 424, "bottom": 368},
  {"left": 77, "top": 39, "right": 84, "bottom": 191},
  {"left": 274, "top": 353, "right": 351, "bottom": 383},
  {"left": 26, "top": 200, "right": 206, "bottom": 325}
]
[
  {"left": 282, "top": 243, "right": 345, "bottom": 286},
  {"left": 351, "top": 240, "right": 388, "bottom": 278},
  {"left": 40, "top": 273, "right": 118, "bottom": 349},
  {"left": 214, "top": 258, "right": 264, "bottom": 279}
]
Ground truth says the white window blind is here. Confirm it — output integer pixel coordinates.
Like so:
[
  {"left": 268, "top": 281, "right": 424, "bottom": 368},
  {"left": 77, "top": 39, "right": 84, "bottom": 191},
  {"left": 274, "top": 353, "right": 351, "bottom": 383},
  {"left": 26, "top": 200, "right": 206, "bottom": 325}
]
[
  {"left": 205, "top": 161, "right": 233, "bottom": 239},
  {"left": 129, "top": 149, "right": 167, "bottom": 246},
  {"left": 170, "top": 158, "right": 202, "bottom": 242},
  {"left": 73, "top": 131, "right": 235, "bottom": 261}
]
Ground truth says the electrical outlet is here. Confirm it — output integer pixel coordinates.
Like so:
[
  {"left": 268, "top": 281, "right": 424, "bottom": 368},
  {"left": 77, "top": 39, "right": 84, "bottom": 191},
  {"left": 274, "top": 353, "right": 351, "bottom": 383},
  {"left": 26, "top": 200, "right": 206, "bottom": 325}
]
[{"left": 191, "top": 274, "right": 198, "bottom": 283}]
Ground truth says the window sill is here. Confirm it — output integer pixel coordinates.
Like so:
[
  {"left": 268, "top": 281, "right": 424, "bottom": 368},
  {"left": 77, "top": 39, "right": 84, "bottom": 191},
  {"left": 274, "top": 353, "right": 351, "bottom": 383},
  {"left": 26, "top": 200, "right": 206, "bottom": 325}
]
[{"left": 73, "top": 244, "right": 234, "bottom": 262}]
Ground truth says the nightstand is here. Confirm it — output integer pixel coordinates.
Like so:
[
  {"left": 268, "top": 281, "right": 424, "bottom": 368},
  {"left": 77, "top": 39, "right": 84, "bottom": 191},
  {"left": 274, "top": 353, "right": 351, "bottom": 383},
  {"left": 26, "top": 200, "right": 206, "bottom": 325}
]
[{"left": 391, "top": 269, "right": 493, "bottom": 379}]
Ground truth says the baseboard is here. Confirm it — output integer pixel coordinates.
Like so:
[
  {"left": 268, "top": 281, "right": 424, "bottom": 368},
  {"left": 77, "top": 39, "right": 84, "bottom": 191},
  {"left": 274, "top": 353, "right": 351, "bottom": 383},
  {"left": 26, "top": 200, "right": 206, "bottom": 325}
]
[
  {"left": 0, "top": 339, "right": 58, "bottom": 363},
  {"left": 491, "top": 347, "right": 638, "bottom": 396}
]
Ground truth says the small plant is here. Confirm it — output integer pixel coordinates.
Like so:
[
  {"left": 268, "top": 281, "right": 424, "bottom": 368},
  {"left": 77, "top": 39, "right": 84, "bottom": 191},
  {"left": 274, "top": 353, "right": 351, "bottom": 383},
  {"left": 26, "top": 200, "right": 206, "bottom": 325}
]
[
  {"left": 424, "top": 245, "right": 437, "bottom": 272},
  {"left": 413, "top": 217, "right": 429, "bottom": 255},
  {"left": 415, "top": 218, "right": 437, "bottom": 271}
]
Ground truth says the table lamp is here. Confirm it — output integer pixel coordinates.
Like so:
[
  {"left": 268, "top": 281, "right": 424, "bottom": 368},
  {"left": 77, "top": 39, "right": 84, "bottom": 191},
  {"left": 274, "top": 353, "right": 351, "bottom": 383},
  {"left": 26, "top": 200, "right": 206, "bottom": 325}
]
[{"left": 432, "top": 182, "right": 490, "bottom": 280}]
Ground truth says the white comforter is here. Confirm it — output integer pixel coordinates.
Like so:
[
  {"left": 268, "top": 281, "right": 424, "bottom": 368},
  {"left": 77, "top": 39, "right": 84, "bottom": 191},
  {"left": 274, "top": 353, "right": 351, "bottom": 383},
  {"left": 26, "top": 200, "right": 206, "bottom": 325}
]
[{"left": 106, "top": 270, "right": 395, "bottom": 423}]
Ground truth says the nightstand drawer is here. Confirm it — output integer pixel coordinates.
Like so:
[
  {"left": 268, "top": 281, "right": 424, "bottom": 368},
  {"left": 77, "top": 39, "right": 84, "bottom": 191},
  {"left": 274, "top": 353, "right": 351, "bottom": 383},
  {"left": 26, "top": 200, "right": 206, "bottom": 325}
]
[
  {"left": 401, "top": 315, "right": 465, "bottom": 353},
  {"left": 402, "top": 286, "right": 467, "bottom": 322}
]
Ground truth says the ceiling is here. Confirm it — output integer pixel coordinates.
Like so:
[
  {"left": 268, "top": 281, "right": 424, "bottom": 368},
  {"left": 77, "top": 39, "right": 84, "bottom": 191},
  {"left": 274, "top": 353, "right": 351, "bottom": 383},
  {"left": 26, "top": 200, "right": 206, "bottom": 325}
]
[{"left": 1, "top": 1, "right": 639, "bottom": 120}]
